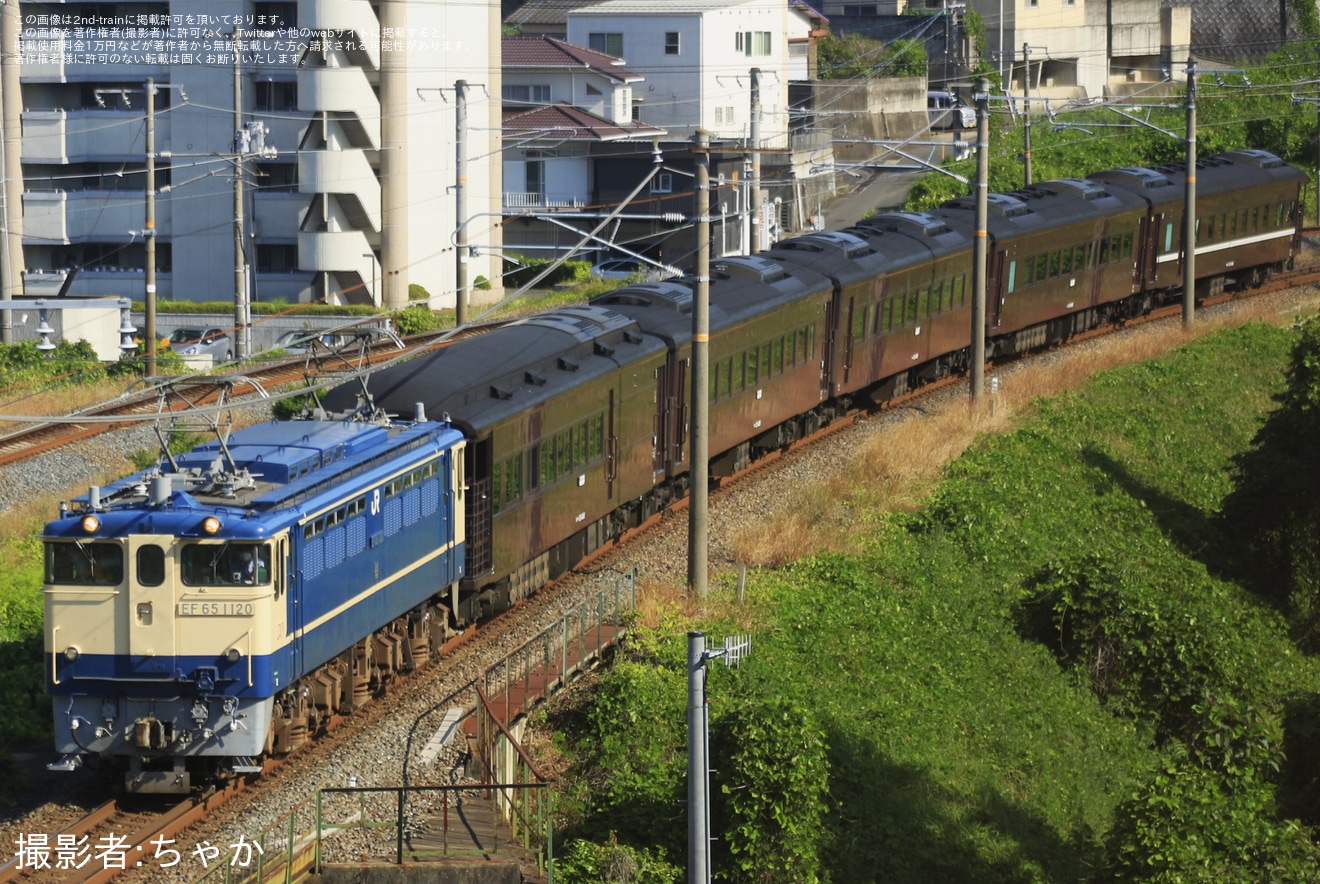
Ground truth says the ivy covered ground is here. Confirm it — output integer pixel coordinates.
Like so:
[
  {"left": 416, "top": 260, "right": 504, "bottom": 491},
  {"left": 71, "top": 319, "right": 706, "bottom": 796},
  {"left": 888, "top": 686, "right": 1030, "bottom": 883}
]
[{"left": 545, "top": 321, "right": 1320, "bottom": 883}]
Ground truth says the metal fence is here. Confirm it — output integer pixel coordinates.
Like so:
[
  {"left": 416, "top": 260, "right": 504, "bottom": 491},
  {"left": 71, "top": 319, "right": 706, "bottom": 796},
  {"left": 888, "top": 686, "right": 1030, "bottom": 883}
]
[{"left": 189, "top": 569, "right": 637, "bottom": 884}]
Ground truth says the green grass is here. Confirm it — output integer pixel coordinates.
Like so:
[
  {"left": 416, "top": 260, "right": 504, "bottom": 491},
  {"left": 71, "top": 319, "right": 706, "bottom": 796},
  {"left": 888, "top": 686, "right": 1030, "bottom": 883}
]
[{"left": 550, "top": 322, "right": 1320, "bottom": 882}]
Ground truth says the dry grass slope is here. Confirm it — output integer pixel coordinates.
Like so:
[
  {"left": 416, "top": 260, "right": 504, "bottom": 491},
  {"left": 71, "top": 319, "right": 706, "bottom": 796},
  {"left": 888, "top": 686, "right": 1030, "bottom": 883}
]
[{"left": 727, "top": 292, "right": 1320, "bottom": 569}]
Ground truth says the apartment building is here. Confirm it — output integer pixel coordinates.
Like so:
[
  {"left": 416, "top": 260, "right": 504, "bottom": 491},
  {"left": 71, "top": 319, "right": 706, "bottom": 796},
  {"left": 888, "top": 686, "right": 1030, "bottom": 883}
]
[{"left": 10, "top": 0, "right": 502, "bottom": 311}]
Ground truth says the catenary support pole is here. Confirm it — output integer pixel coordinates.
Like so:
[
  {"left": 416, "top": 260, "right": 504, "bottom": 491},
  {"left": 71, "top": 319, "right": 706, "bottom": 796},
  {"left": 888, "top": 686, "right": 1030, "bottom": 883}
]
[
  {"left": 1023, "top": 43, "right": 1032, "bottom": 187},
  {"left": 145, "top": 78, "right": 158, "bottom": 376},
  {"left": 380, "top": 0, "right": 408, "bottom": 309},
  {"left": 2, "top": 0, "right": 26, "bottom": 344},
  {"left": 748, "top": 69, "right": 761, "bottom": 254},
  {"left": 689, "top": 131, "right": 710, "bottom": 600},
  {"left": 233, "top": 40, "right": 247, "bottom": 361},
  {"left": 971, "top": 79, "right": 989, "bottom": 408},
  {"left": 687, "top": 631, "right": 709, "bottom": 884},
  {"left": 1183, "top": 57, "right": 1197, "bottom": 329},
  {"left": 455, "top": 80, "right": 469, "bottom": 327}
]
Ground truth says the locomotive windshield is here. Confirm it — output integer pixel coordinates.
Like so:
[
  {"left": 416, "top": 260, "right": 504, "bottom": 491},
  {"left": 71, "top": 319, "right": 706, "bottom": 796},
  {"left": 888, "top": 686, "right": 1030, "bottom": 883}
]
[
  {"left": 181, "top": 543, "right": 272, "bottom": 586},
  {"left": 46, "top": 542, "right": 124, "bottom": 586}
]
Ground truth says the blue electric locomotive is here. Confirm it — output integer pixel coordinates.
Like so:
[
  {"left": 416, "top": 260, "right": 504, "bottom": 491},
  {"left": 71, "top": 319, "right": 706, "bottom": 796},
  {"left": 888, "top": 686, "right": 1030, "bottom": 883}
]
[{"left": 43, "top": 414, "right": 466, "bottom": 791}]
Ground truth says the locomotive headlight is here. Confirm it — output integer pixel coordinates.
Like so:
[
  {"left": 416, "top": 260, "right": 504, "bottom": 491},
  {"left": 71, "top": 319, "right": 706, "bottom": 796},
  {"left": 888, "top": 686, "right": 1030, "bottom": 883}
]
[
  {"left": 64, "top": 646, "right": 80, "bottom": 661},
  {"left": 80, "top": 515, "right": 100, "bottom": 534},
  {"left": 202, "top": 516, "right": 222, "bottom": 535},
  {"left": 225, "top": 648, "right": 241, "bottom": 664}
]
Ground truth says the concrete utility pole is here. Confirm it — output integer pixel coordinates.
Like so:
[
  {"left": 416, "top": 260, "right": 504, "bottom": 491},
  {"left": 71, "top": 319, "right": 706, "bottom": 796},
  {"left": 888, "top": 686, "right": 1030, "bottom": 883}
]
[
  {"left": 455, "top": 80, "right": 469, "bottom": 326},
  {"left": 145, "top": 78, "right": 159, "bottom": 376},
  {"left": 233, "top": 40, "right": 249, "bottom": 361},
  {"left": 971, "top": 79, "right": 989, "bottom": 408},
  {"left": 748, "top": 68, "right": 761, "bottom": 255},
  {"left": 1022, "top": 43, "right": 1033, "bottom": 187},
  {"left": 1183, "top": 57, "right": 1197, "bottom": 329},
  {"left": 2, "top": 0, "right": 25, "bottom": 344},
  {"left": 380, "top": 0, "right": 408, "bottom": 309},
  {"left": 689, "top": 130, "right": 711, "bottom": 599}
]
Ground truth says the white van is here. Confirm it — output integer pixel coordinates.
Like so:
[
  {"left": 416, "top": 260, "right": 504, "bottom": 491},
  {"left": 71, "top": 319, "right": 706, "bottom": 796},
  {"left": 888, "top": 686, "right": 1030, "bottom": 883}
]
[{"left": 928, "top": 91, "right": 975, "bottom": 130}]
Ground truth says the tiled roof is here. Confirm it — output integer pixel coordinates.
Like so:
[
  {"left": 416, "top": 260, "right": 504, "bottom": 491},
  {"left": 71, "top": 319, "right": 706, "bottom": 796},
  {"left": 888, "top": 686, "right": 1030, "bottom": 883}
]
[
  {"left": 503, "top": 36, "right": 644, "bottom": 81},
  {"left": 505, "top": 0, "right": 605, "bottom": 28},
  {"left": 503, "top": 103, "right": 666, "bottom": 141},
  {"left": 790, "top": 0, "right": 828, "bottom": 25}
]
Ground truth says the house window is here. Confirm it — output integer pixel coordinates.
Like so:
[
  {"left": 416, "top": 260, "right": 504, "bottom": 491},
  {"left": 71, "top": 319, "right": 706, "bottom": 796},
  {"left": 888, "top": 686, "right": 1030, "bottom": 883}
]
[
  {"left": 665, "top": 32, "right": 680, "bottom": 55},
  {"left": 842, "top": 5, "right": 877, "bottom": 13},
  {"left": 256, "top": 81, "right": 297, "bottom": 111},
  {"left": 256, "top": 244, "right": 299, "bottom": 273},
  {"left": 651, "top": 172, "right": 673, "bottom": 193},
  {"left": 503, "top": 84, "right": 551, "bottom": 103},
  {"left": 525, "top": 159, "right": 545, "bottom": 197},
  {"left": 254, "top": 161, "right": 297, "bottom": 192},
  {"left": 589, "top": 32, "right": 624, "bottom": 57},
  {"left": 736, "top": 31, "right": 771, "bottom": 56}
]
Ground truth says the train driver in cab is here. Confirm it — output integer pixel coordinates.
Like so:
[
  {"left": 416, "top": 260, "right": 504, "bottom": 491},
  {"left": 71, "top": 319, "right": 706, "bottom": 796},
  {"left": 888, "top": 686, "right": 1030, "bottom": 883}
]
[
  {"left": 230, "top": 548, "right": 256, "bottom": 584},
  {"left": 225, "top": 546, "right": 270, "bottom": 585}
]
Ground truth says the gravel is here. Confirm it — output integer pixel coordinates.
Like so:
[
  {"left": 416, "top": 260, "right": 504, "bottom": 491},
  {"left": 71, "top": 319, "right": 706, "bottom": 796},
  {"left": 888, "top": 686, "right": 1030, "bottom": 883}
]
[{"left": 3, "top": 282, "right": 1319, "bottom": 880}]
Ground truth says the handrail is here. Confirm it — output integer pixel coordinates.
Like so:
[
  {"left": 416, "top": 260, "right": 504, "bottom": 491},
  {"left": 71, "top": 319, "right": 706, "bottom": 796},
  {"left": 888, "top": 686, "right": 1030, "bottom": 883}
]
[{"left": 475, "top": 682, "right": 547, "bottom": 781}]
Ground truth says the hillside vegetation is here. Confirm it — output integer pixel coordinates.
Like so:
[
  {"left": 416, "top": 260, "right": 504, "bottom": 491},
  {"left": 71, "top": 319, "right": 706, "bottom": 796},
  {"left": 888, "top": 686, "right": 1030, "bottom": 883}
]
[
  {"left": 545, "top": 320, "right": 1320, "bottom": 882},
  {"left": 905, "top": 47, "right": 1320, "bottom": 219}
]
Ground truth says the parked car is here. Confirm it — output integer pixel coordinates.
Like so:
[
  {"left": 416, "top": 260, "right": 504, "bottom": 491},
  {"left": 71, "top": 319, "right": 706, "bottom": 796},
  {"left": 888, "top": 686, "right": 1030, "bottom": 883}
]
[
  {"left": 168, "top": 328, "right": 233, "bottom": 362},
  {"left": 590, "top": 258, "right": 679, "bottom": 281},
  {"left": 928, "top": 91, "right": 975, "bottom": 130},
  {"left": 272, "top": 330, "right": 351, "bottom": 354}
]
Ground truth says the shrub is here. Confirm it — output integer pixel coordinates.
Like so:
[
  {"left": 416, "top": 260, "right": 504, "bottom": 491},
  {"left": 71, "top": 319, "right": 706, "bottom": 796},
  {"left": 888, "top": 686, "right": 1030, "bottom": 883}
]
[
  {"left": 1220, "top": 316, "right": 1320, "bottom": 648},
  {"left": 503, "top": 256, "right": 592, "bottom": 289},
  {"left": 408, "top": 283, "right": 430, "bottom": 302},
  {"left": 392, "top": 304, "right": 444, "bottom": 335},
  {"left": 712, "top": 696, "right": 830, "bottom": 883},
  {"left": 553, "top": 836, "right": 681, "bottom": 884},
  {"left": 1103, "top": 742, "right": 1318, "bottom": 881}
]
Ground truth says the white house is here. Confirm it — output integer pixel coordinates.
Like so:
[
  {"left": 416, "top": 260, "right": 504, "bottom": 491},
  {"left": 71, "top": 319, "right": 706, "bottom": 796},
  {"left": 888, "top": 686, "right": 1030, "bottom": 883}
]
[{"left": 566, "top": 0, "right": 790, "bottom": 147}]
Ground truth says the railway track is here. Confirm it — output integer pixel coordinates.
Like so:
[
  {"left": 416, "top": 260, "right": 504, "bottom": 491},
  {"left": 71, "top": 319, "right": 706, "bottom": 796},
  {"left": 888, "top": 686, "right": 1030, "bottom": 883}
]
[
  {"left": 0, "top": 789, "right": 239, "bottom": 884},
  {"left": 0, "top": 321, "right": 503, "bottom": 469}
]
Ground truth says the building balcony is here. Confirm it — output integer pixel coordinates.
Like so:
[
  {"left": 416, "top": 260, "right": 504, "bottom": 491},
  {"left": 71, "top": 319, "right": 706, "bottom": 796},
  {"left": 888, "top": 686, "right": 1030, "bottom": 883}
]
[
  {"left": 22, "top": 190, "right": 172, "bottom": 244},
  {"left": 19, "top": 33, "right": 163, "bottom": 82},
  {"left": 503, "top": 192, "right": 588, "bottom": 211},
  {"left": 300, "top": 149, "right": 381, "bottom": 231},
  {"left": 22, "top": 268, "right": 173, "bottom": 300},
  {"left": 22, "top": 109, "right": 170, "bottom": 163}
]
